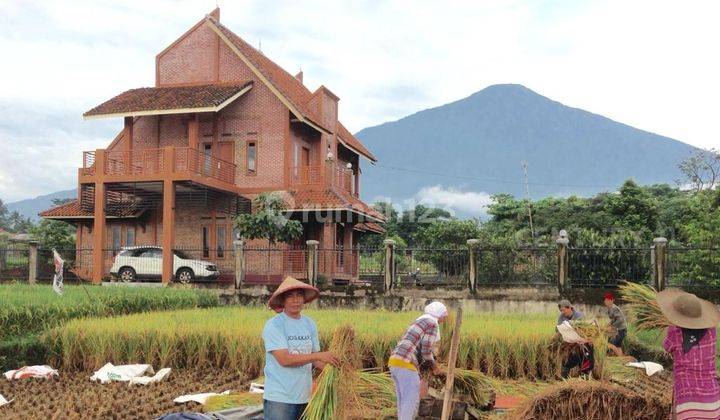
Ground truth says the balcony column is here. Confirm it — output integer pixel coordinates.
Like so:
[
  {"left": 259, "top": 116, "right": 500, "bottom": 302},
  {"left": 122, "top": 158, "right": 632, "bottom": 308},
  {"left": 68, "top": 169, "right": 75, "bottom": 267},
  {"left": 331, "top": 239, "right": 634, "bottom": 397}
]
[
  {"left": 91, "top": 149, "right": 107, "bottom": 284},
  {"left": 124, "top": 117, "right": 133, "bottom": 175},
  {"left": 162, "top": 148, "right": 176, "bottom": 285},
  {"left": 188, "top": 115, "right": 199, "bottom": 174}
]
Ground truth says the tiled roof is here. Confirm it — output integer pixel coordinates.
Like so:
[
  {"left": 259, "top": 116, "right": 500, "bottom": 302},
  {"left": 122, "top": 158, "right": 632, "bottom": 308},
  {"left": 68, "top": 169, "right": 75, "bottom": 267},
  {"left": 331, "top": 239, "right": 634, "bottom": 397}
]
[
  {"left": 337, "top": 122, "right": 376, "bottom": 162},
  {"left": 287, "top": 188, "right": 386, "bottom": 222},
  {"left": 84, "top": 82, "right": 252, "bottom": 118},
  {"left": 208, "top": 17, "right": 377, "bottom": 162},
  {"left": 39, "top": 200, "right": 92, "bottom": 218},
  {"left": 354, "top": 222, "right": 386, "bottom": 234},
  {"left": 39, "top": 200, "right": 146, "bottom": 219}
]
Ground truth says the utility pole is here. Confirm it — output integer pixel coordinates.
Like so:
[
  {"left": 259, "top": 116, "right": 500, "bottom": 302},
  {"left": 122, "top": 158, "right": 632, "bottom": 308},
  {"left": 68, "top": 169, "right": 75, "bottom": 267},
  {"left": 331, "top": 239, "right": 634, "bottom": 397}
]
[{"left": 522, "top": 161, "right": 535, "bottom": 241}]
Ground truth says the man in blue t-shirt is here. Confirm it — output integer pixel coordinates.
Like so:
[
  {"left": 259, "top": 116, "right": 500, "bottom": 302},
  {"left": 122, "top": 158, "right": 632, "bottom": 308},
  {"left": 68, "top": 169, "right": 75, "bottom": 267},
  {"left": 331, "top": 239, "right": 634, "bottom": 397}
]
[{"left": 262, "top": 276, "right": 339, "bottom": 420}]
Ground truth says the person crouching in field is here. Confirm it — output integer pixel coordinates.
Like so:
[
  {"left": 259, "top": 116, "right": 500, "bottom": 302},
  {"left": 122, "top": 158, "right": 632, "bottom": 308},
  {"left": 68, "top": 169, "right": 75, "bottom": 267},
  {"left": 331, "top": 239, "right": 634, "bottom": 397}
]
[
  {"left": 658, "top": 289, "right": 720, "bottom": 419},
  {"left": 262, "top": 276, "right": 339, "bottom": 420},
  {"left": 556, "top": 299, "right": 593, "bottom": 377},
  {"left": 603, "top": 292, "right": 627, "bottom": 356},
  {"left": 388, "top": 301, "right": 448, "bottom": 420}
]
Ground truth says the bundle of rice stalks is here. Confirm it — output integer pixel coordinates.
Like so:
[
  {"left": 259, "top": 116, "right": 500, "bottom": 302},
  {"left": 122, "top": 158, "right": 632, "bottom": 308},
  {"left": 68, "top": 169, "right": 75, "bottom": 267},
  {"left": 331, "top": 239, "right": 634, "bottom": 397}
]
[
  {"left": 354, "top": 370, "right": 396, "bottom": 417},
  {"left": 618, "top": 282, "right": 670, "bottom": 331},
  {"left": 302, "top": 325, "right": 360, "bottom": 420},
  {"left": 509, "top": 379, "right": 671, "bottom": 420},
  {"left": 429, "top": 368, "right": 495, "bottom": 408},
  {"left": 204, "top": 392, "right": 262, "bottom": 412}
]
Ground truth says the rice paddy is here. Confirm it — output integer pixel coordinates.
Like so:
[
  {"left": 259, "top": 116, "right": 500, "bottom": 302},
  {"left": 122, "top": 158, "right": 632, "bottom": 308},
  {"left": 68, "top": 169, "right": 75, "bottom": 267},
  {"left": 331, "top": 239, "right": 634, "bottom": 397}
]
[{"left": 45, "top": 307, "right": 566, "bottom": 381}]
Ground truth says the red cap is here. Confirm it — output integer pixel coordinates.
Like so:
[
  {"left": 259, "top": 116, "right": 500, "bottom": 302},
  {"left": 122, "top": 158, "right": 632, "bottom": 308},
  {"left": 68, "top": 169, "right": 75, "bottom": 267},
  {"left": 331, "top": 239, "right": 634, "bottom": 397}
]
[{"left": 603, "top": 292, "right": 615, "bottom": 301}]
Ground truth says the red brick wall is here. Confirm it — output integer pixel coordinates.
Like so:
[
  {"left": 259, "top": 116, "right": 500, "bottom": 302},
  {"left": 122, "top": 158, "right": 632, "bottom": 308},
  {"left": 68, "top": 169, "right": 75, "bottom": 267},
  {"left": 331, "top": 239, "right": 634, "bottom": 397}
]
[{"left": 157, "top": 24, "right": 218, "bottom": 86}]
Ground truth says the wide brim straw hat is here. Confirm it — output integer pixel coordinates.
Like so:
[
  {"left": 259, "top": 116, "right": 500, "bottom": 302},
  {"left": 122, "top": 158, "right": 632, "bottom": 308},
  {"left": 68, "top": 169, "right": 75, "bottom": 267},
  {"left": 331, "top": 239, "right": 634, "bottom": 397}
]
[
  {"left": 268, "top": 276, "right": 320, "bottom": 312},
  {"left": 656, "top": 288, "right": 720, "bottom": 329}
]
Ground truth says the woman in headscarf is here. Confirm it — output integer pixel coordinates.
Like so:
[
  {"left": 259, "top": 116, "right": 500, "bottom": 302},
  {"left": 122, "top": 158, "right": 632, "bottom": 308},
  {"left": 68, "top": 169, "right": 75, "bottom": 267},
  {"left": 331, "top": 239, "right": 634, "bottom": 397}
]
[
  {"left": 388, "top": 301, "right": 448, "bottom": 420},
  {"left": 658, "top": 289, "right": 720, "bottom": 419}
]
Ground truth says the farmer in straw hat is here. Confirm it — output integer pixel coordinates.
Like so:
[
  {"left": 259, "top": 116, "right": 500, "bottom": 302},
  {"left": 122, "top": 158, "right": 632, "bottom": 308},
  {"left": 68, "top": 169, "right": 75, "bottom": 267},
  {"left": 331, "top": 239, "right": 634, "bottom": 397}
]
[
  {"left": 388, "top": 301, "right": 448, "bottom": 420},
  {"left": 658, "top": 288, "right": 720, "bottom": 419},
  {"left": 262, "top": 276, "right": 339, "bottom": 420}
]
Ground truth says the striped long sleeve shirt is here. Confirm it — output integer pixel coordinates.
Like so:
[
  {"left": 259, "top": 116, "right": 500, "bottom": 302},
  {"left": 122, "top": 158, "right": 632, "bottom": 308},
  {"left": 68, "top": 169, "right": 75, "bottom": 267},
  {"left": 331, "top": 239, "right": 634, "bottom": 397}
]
[{"left": 389, "top": 318, "right": 438, "bottom": 371}]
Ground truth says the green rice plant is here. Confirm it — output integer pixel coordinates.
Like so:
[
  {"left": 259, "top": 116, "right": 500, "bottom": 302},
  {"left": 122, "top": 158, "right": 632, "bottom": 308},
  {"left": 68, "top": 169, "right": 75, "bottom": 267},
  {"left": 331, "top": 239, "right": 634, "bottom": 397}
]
[{"left": 0, "top": 284, "right": 218, "bottom": 341}]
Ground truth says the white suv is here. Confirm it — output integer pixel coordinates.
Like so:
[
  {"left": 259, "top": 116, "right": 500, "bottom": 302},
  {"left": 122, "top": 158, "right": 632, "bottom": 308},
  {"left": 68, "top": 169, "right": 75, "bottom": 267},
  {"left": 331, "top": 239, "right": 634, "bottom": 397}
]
[{"left": 110, "top": 246, "right": 219, "bottom": 283}]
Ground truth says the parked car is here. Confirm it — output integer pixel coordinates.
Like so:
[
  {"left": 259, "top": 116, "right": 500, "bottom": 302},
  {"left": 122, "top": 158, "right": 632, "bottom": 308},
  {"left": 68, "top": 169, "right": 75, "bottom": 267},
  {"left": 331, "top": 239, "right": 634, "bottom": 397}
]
[{"left": 109, "top": 246, "right": 218, "bottom": 283}]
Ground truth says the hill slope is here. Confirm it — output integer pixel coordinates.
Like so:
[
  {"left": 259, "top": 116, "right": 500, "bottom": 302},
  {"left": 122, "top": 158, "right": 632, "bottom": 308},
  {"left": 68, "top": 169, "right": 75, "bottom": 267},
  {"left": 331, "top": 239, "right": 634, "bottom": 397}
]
[
  {"left": 356, "top": 84, "right": 696, "bottom": 211},
  {"left": 6, "top": 189, "right": 77, "bottom": 221}
]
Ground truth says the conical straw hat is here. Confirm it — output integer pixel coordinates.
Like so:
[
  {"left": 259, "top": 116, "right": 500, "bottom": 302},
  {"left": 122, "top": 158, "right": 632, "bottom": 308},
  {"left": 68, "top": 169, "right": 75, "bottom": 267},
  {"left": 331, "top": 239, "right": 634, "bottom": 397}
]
[
  {"left": 268, "top": 276, "right": 320, "bottom": 312},
  {"left": 656, "top": 288, "right": 720, "bottom": 329}
]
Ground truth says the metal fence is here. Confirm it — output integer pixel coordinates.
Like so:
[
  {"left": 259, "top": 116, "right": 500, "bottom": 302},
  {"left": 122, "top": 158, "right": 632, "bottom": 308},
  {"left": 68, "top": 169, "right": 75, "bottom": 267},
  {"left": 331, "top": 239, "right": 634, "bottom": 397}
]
[
  {"left": 667, "top": 247, "right": 720, "bottom": 288},
  {"left": 476, "top": 247, "right": 555, "bottom": 285},
  {"left": 394, "top": 248, "right": 468, "bottom": 289},
  {"left": 568, "top": 247, "right": 652, "bottom": 287},
  {"left": 0, "top": 245, "right": 30, "bottom": 281}
]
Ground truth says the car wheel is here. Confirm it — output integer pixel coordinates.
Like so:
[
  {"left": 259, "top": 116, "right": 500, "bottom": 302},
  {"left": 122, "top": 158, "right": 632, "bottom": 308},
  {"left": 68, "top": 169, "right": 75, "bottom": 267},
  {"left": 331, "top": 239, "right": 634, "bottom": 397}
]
[
  {"left": 176, "top": 268, "right": 194, "bottom": 284},
  {"left": 118, "top": 267, "right": 136, "bottom": 283}
]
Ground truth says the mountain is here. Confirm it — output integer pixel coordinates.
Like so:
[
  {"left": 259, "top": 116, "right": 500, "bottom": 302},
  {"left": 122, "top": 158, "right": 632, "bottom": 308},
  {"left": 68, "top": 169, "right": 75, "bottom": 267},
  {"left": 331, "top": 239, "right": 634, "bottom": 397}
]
[
  {"left": 6, "top": 189, "right": 77, "bottom": 221},
  {"left": 356, "top": 84, "right": 697, "bottom": 212}
]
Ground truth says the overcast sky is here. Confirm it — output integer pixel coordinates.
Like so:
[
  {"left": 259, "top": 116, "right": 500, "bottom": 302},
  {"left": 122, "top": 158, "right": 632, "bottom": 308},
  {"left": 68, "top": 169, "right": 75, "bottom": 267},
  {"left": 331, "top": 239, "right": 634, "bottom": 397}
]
[{"left": 1, "top": 0, "right": 719, "bottom": 206}]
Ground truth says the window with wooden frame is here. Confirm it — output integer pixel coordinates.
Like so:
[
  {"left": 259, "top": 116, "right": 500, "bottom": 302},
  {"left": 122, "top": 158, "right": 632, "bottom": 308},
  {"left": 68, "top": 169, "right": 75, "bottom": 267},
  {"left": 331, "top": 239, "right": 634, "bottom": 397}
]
[
  {"left": 112, "top": 226, "right": 121, "bottom": 253},
  {"left": 216, "top": 226, "right": 227, "bottom": 258},
  {"left": 126, "top": 225, "right": 136, "bottom": 247},
  {"left": 246, "top": 139, "right": 257, "bottom": 175},
  {"left": 202, "top": 226, "right": 210, "bottom": 258}
]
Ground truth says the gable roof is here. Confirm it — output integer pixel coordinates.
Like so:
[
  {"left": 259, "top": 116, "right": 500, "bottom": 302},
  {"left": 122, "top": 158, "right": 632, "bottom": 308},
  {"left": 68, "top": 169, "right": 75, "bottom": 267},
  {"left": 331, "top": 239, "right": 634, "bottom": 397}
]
[
  {"left": 205, "top": 15, "right": 377, "bottom": 162},
  {"left": 287, "top": 188, "right": 386, "bottom": 223},
  {"left": 84, "top": 82, "right": 252, "bottom": 119}
]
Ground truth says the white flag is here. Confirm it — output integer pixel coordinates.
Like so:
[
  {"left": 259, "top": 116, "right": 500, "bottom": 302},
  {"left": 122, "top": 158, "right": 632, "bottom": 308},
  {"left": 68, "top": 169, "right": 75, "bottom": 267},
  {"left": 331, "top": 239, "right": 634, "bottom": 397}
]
[{"left": 52, "top": 249, "right": 64, "bottom": 295}]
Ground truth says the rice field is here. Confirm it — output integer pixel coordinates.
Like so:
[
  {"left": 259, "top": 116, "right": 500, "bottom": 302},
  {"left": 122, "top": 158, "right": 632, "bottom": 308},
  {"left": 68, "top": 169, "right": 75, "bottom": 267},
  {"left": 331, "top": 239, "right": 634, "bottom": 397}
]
[
  {"left": 0, "top": 284, "right": 219, "bottom": 340},
  {"left": 45, "top": 307, "right": 564, "bottom": 380}
]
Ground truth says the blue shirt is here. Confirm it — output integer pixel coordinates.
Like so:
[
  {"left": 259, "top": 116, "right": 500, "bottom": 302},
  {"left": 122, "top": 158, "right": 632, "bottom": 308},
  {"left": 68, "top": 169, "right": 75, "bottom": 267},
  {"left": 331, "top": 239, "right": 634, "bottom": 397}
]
[
  {"left": 556, "top": 309, "right": 583, "bottom": 325},
  {"left": 262, "top": 312, "right": 320, "bottom": 404}
]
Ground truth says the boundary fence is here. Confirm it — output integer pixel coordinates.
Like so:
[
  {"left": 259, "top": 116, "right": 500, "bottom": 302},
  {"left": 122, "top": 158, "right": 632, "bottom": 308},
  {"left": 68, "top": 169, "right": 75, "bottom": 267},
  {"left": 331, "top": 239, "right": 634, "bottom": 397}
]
[{"left": 3, "top": 237, "right": 718, "bottom": 293}]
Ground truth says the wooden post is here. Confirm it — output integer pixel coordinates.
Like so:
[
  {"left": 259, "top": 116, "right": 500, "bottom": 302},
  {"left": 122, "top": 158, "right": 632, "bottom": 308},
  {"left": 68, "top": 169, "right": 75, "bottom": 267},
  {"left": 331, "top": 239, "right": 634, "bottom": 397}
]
[
  {"left": 234, "top": 239, "right": 245, "bottom": 289},
  {"left": 556, "top": 236, "right": 569, "bottom": 293},
  {"left": 653, "top": 237, "right": 668, "bottom": 291},
  {"left": 161, "top": 148, "right": 175, "bottom": 284},
  {"left": 441, "top": 305, "right": 463, "bottom": 420},
  {"left": 91, "top": 149, "right": 106, "bottom": 285},
  {"left": 306, "top": 240, "right": 319, "bottom": 286},
  {"left": 28, "top": 241, "right": 39, "bottom": 284},
  {"left": 383, "top": 238, "right": 396, "bottom": 292},
  {"left": 467, "top": 239, "right": 479, "bottom": 292}
]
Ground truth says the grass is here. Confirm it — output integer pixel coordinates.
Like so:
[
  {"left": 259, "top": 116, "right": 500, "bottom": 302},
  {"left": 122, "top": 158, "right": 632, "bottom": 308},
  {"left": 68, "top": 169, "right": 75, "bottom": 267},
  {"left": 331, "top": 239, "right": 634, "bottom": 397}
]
[
  {"left": 0, "top": 284, "right": 219, "bottom": 340},
  {"left": 46, "top": 307, "right": 566, "bottom": 380}
]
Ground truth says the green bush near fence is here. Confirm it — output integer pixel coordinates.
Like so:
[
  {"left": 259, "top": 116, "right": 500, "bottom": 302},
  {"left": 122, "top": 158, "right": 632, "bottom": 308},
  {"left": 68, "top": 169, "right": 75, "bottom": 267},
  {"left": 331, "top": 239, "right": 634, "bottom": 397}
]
[{"left": 0, "top": 284, "right": 219, "bottom": 341}]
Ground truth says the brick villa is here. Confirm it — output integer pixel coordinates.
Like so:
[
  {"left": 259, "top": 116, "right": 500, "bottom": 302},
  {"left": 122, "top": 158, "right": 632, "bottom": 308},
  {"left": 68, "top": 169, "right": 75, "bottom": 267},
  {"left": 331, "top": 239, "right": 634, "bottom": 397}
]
[{"left": 40, "top": 8, "right": 384, "bottom": 284}]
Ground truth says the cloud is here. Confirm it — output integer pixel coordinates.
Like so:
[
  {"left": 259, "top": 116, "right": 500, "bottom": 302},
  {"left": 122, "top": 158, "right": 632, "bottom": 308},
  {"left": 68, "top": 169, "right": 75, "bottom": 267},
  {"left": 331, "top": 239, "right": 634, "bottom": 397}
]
[
  {"left": 2, "top": 0, "right": 720, "bottom": 202},
  {"left": 414, "top": 185, "right": 493, "bottom": 217}
]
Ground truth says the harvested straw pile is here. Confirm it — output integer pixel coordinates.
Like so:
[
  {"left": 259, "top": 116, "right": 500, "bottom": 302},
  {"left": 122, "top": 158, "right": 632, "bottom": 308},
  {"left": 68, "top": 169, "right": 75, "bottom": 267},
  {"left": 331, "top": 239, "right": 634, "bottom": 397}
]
[
  {"left": 428, "top": 368, "right": 495, "bottom": 408},
  {"left": 509, "top": 379, "right": 671, "bottom": 420},
  {"left": 205, "top": 392, "right": 262, "bottom": 411},
  {"left": 618, "top": 282, "right": 670, "bottom": 331},
  {"left": 604, "top": 357, "right": 672, "bottom": 403}
]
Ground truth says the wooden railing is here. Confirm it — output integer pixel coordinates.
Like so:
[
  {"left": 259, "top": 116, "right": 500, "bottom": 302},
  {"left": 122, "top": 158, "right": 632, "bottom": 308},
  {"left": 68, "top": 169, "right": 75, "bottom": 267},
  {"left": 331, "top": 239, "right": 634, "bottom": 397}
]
[
  {"left": 174, "top": 147, "right": 235, "bottom": 184},
  {"left": 289, "top": 164, "right": 358, "bottom": 197},
  {"left": 289, "top": 165, "right": 322, "bottom": 185},
  {"left": 81, "top": 147, "right": 236, "bottom": 185}
]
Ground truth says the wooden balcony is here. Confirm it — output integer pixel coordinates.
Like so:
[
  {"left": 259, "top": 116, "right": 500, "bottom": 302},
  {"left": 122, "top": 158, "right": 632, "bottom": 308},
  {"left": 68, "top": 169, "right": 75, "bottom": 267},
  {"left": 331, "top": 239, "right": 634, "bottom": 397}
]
[
  {"left": 80, "top": 147, "right": 237, "bottom": 192},
  {"left": 288, "top": 163, "right": 358, "bottom": 197}
]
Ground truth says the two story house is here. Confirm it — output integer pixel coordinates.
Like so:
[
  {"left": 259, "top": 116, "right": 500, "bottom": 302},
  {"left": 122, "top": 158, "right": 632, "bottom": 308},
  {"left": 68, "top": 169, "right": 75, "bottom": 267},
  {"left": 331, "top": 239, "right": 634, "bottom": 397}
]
[{"left": 40, "top": 8, "right": 384, "bottom": 284}]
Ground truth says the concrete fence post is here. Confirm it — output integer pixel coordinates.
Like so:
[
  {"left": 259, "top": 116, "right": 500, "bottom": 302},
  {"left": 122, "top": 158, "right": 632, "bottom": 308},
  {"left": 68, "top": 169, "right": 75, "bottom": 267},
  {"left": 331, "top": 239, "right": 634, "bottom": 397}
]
[
  {"left": 383, "top": 239, "right": 396, "bottom": 292},
  {"left": 233, "top": 239, "right": 245, "bottom": 289},
  {"left": 28, "top": 241, "right": 39, "bottom": 284},
  {"left": 467, "top": 239, "right": 479, "bottom": 292},
  {"left": 556, "top": 237, "right": 569, "bottom": 293},
  {"left": 653, "top": 237, "right": 668, "bottom": 291},
  {"left": 306, "top": 240, "right": 319, "bottom": 286}
]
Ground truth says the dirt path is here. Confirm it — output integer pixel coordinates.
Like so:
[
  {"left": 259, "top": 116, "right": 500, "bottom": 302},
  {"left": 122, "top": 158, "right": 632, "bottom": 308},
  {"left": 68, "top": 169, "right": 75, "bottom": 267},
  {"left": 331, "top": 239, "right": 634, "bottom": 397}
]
[{"left": 0, "top": 369, "right": 248, "bottom": 419}]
